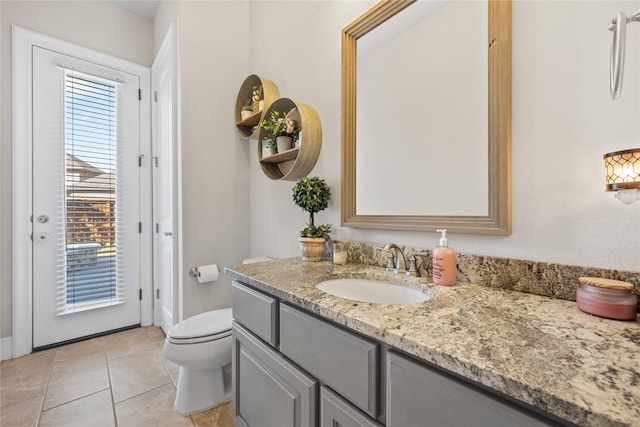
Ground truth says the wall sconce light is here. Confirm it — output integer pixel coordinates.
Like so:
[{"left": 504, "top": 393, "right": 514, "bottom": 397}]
[{"left": 603, "top": 148, "right": 640, "bottom": 204}]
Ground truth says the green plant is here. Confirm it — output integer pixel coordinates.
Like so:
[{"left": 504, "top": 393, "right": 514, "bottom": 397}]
[
  {"left": 241, "top": 105, "right": 253, "bottom": 112},
  {"left": 292, "top": 177, "right": 332, "bottom": 239},
  {"left": 299, "top": 224, "right": 332, "bottom": 239},
  {"left": 260, "top": 110, "right": 299, "bottom": 141},
  {"left": 262, "top": 138, "right": 277, "bottom": 152}
]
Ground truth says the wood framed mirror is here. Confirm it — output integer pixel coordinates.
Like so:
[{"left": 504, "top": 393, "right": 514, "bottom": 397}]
[{"left": 341, "top": 0, "right": 511, "bottom": 235}]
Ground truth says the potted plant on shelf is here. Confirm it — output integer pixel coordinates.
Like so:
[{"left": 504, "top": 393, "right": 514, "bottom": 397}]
[
  {"left": 260, "top": 110, "right": 299, "bottom": 154},
  {"left": 292, "top": 176, "right": 332, "bottom": 261},
  {"left": 261, "top": 138, "right": 277, "bottom": 158},
  {"left": 240, "top": 105, "right": 254, "bottom": 121}
]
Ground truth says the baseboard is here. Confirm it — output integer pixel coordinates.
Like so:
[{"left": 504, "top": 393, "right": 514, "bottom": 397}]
[{"left": 1, "top": 336, "right": 13, "bottom": 360}]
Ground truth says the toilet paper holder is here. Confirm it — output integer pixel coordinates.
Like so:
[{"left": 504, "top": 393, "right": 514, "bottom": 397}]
[{"left": 189, "top": 264, "right": 220, "bottom": 281}]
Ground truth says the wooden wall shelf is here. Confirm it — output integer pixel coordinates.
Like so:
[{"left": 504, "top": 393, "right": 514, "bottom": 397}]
[
  {"left": 260, "top": 147, "right": 299, "bottom": 164},
  {"left": 235, "top": 75, "right": 280, "bottom": 139},
  {"left": 258, "top": 98, "right": 322, "bottom": 181}
]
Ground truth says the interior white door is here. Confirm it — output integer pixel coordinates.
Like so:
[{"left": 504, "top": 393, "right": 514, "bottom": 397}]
[
  {"left": 152, "top": 26, "right": 179, "bottom": 333},
  {"left": 32, "top": 46, "right": 142, "bottom": 348}
]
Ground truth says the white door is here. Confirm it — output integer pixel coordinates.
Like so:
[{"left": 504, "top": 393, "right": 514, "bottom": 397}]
[
  {"left": 32, "top": 46, "right": 142, "bottom": 348},
  {"left": 152, "top": 26, "right": 179, "bottom": 333}
]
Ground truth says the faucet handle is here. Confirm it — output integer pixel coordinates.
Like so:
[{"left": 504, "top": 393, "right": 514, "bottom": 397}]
[
  {"left": 384, "top": 250, "right": 395, "bottom": 272},
  {"left": 406, "top": 255, "right": 420, "bottom": 277}
]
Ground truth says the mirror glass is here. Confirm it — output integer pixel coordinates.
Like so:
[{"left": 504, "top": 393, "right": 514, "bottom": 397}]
[
  {"left": 341, "top": 0, "right": 511, "bottom": 234},
  {"left": 357, "top": 1, "right": 487, "bottom": 216}
]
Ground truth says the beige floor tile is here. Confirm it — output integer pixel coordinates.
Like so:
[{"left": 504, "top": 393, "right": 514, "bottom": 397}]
[
  {"left": 191, "top": 402, "right": 235, "bottom": 427},
  {"left": 43, "top": 353, "right": 109, "bottom": 410},
  {"left": 108, "top": 350, "right": 171, "bottom": 403},
  {"left": 0, "top": 395, "right": 43, "bottom": 427},
  {"left": 115, "top": 383, "right": 194, "bottom": 427},
  {"left": 53, "top": 338, "right": 107, "bottom": 362},
  {"left": 38, "top": 389, "right": 115, "bottom": 427},
  {"left": 100, "top": 326, "right": 166, "bottom": 361},
  {"left": 0, "top": 351, "right": 54, "bottom": 408}
]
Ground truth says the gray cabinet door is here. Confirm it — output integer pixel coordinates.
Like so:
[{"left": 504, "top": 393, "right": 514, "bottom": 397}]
[
  {"left": 232, "top": 321, "right": 317, "bottom": 427},
  {"left": 387, "top": 351, "right": 560, "bottom": 427},
  {"left": 320, "top": 386, "right": 383, "bottom": 427},
  {"left": 279, "top": 304, "right": 379, "bottom": 418},
  {"left": 232, "top": 281, "right": 278, "bottom": 346}
]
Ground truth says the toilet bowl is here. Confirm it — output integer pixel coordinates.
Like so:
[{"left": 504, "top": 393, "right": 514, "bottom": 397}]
[{"left": 162, "top": 308, "right": 232, "bottom": 415}]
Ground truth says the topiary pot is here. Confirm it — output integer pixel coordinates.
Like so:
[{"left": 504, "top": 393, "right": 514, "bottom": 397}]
[{"left": 298, "top": 237, "right": 326, "bottom": 262}]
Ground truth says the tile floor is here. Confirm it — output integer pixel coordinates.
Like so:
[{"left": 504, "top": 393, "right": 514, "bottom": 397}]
[{"left": 0, "top": 326, "right": 235, "bottom": 427}]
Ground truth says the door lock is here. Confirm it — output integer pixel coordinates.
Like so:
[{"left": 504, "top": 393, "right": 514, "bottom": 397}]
[
  {"left": 38, "top": 232, "right": 50, "bottom": 241},
  {"left": 37, "top": 215, "right": 50, "bottom": 223}
]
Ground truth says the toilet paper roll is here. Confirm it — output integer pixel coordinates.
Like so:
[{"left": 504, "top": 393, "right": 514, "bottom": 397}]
[{"left": 196, "top": 264, "right": 219, "bottom": 283}]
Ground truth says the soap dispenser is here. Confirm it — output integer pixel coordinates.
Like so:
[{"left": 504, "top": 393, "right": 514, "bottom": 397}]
[{"left": 432, "top": 229, "right": 456, "bottom": 286}]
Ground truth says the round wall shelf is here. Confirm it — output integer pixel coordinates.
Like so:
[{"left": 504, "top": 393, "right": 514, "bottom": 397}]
[
  {"left": 235, "top": 74, "right": 280, "bottom": 139},
  {"left": 257, "top": 98, "right": 322, "bottom": 181}
]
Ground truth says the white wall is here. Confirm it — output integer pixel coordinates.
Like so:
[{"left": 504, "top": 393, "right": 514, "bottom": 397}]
[
  {"left": 167, "top": 1, "right": 251, "bottom": 319},
  {"left": 249, "top": 0, "right": 640, "bottom": 272},
  {"left": 0, "top": 1, "right": 153, "bottom": 339}
]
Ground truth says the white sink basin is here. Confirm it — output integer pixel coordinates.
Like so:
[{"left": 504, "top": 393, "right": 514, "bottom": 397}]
[{"left": 317, "top": 278, "right": 431, "bottom": 304}]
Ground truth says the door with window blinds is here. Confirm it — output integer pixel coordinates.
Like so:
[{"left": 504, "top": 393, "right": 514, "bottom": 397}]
[{"left": 32, "top": 46, "right": 141, "bottom": 349}]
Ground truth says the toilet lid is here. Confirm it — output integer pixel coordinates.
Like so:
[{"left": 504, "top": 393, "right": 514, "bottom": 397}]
[{"left": 167, "top": 308, "right": 232, "bottom": 340}]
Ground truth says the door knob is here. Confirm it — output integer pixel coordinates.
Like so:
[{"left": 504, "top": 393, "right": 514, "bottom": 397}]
[
  {"left": 37, "top": 232, "right": 50, "bottom": 241},
  {"left": 164, "top": 232, "right": 173, "bottom": 236},
  {"left": 37, "top": 215, "right": 50, "bottom": 223}
]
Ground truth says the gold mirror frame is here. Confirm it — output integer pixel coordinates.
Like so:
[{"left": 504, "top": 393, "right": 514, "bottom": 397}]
[{"left": 341, "top": 0, "right": 512, "bottom": 235}]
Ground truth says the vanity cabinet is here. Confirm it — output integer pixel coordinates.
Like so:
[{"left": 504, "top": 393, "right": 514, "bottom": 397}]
[
  {"left": 386, "top": 351, "right": 562, "bottom": 427},
  {"left": 232, "top": 281, "right": 278, "bottom": 346},
  {"left": 320, "top": 386, "right": 383, "bottom": 427},
  {"left": 232, "top": 321, "right": 317, "bottom": 427},
  {"left": 279, "top": 304, "right": 378, "bottom": 418},
  {"left": 231, "top": 280, "right": 566, "bottom": 427}
]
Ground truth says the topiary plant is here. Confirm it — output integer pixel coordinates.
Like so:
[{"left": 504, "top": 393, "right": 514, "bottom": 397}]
[{"left": 292, "top": 176, "right": 332, "bottom": 239}]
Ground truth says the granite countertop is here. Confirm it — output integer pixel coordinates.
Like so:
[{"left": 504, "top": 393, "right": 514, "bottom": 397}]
[{"left": 225, "top": 258, "right": 640, "bottom": 427}]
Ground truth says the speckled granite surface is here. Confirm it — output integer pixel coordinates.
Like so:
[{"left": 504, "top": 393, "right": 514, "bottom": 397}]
[
  {"left": 333, "top": 240, "right": 640, "bottom": 301},
  {"left": 225, "top": 258, "right": 640, "bottom": 427}
]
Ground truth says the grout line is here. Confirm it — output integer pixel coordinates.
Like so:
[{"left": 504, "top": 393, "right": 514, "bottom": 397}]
[
  {"left": 39, "top": 388, "right": 110, "bottom": 412},
  {"left": 105, "top": 351, "right": 119, "bottom": 427},
  {"left": 36, "top": 348, "right": 58, "bottom": 425},
  {"left": 112, "top": 381, "right": 173, "bottom": 406}
]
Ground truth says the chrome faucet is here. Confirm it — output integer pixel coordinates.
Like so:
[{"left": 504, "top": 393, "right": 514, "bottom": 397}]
[{"left": 383, "top": 243, "right": 408, "bottom": 274}]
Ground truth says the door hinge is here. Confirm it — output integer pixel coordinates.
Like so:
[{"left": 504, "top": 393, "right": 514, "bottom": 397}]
[
  {"left": 138, "top": 89, "right": 142, "bottom": 100},
  {"left": 155, "top": 223, "right": 159, "bottom": 233},
  {"left": 152, "top": 156, "right": 158, "bottom": 167},
  {"left": 139, "top": 222, "right": 142, "bottom": 234},
  {"left": 156, "top": 289, "right": 160, "bottom": 299},
  {"left": 139, "top": 289, "right": 143, "bottom": 300},
  {"left": 154, "top": 91, "right": 158, "bottom": 102},
  {"left": 138, "top": 154, "right": 143, "bottom": 167}
]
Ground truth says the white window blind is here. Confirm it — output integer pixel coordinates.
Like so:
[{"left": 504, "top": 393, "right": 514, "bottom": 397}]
[{"left": 57, "top": 69, "right": 126, "bottom": 315}]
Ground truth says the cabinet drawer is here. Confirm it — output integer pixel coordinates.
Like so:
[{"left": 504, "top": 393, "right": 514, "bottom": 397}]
[
  {"left": 232, "top": 322, "right": 317, "bottom": 427},
  {"left": 279, "top": 304, "right": 378, "bottom": 418},
  {"left": 321, "top": 386, "right": 382, "bottom": 427},
  {"left": 387, "top": 351, "right": 559, "bottom": 427},
  {"left": 232, "top": 281, "right": 278, "bottom": 346}
]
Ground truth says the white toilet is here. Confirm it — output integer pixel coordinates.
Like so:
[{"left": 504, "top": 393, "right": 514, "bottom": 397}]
[
  {"left": 163, "top": 256, "right": 272, "bottom": 415},
  {"left": 162, "top": 308, "right": 233, "bottom": 415}
]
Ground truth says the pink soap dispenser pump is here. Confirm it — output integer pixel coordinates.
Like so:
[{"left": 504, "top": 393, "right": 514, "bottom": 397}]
[{"left": 432, "top": 229, "right": 456, "bottom": 286}]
